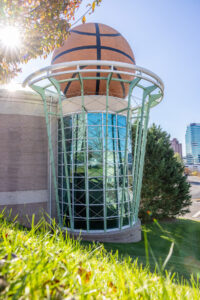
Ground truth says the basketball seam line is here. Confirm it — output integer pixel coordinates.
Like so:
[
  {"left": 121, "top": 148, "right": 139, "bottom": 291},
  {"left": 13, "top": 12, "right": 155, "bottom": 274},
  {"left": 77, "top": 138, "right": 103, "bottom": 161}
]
[
  {"left": 71, "top": 29, "right": 121, "bottom": 37},
  {"left": 52, "top": 46, "right": 135, "bottom": 64}
]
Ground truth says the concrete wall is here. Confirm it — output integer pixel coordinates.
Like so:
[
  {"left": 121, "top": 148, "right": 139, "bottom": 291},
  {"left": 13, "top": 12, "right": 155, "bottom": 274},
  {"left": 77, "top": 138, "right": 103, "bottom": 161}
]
[{"left": 0, "top": 89, "right": 57, "bottom": 226}]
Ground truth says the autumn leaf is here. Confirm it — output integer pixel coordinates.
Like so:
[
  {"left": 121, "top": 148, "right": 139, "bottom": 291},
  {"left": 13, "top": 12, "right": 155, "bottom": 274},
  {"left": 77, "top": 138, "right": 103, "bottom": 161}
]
[{"left": 82, "top": 15, "right": 86, "bottom": 23}]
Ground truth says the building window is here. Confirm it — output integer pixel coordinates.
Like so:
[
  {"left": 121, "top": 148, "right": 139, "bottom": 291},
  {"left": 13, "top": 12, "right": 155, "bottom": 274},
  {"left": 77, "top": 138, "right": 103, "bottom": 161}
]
[{"left": 58, "top": 112, "right": 133, "bottom": 231}]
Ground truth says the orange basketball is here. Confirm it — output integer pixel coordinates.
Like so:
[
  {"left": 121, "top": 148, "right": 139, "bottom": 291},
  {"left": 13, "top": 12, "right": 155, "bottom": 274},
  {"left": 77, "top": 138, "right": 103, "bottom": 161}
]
[{"left": 51, "top": 23, "right": 135, "bottom": 98}]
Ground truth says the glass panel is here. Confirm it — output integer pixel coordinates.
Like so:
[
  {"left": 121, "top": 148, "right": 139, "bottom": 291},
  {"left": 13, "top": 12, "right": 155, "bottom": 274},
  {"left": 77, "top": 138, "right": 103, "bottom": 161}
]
[
  {"left": 107, "top": 204, "right": 118, "bottom": 217},
  {"left": 64, "top": 127, "right": 72, "bottom": 139},
  {"left": 88, "top": 126, "right": 102, "bottom": 138},
  {"left": 74, "top": 164, "right": 85, "bottom": 176},
  {"left": 58, "top": 177, "right": 62, "bottom": 189},
  {"left": 74, "top": 177, "right": 85, "bottom": 190},
  {"left": 62, "top": 189, "right": 73, "bottom": 203},
  {"left": 64, "top": 116, "right": 72, "bottom": 128},
  {"left": 58, "top": 152, "right": 63, "bottom": 164},
  {"left": 103, "top": 113, "right": 116, "bottom": 126},
  {"left": 103, "top": 126, "right": 117, "bottom": 139},
  {"left": 107, "top": 152, "right": 117, "bottom": 164},
  {"left": 117, "top": 115, "right": 126, "bottom": 127},
  {"left": 74, "top": 152, "right": 85, "bottom": 165},
  {"left": 89, "top": 205, "right": 104, "bottom": 218},
  {"left": 104, "top": 139, "right": 117, "bottom": 151},
  {"left": 107, "top": 176, "right": 117, "bottom": 189},
  {"left": 106, "top": 190, "right": 118, "bottom": 206},
  {"left": 90, "top": 219, "right": 104, "bottom": 230},
  {"left": 58, "top": 140, "right": 62, "bottom": 153},
  {"left": 73, "top": 114, "right": 84, "bottom": 127},
  {"left": 66, "top": 140, "right": 72, "bottom": 152},
  {"left": 74, "top": 190, "right": 86, "bottom": 205},
  {"left": 89, "top": 178, "right": 103, "bottom": 190},
  {"left": 58, "top": 129, "right": 62, "bottom": 141},
  {"left": 107, "top": 164, "right": 117, "bottom": 177},
  {"left": 74, "top": 205, "right": 86, "bottom": 218},
  {"left": 118, "top": 176, "right": 129, "bottom": 188},
  {"left": 74, "top": 220, "right": 87, "bottom": 230},
  {"left": 88, "top": 164, "right": 103, "bottom": 177},
  {"left": 118, "top": 127, "right": 126, "bottom": 139},
  {"left": 118, "top": 152, "right": 125, "bottom": 164},
  {"left": 89, "top": 190, "right": 104, "bottom": 204},
  {"left": 88, "top": 113, "right": 102, "bottom": 125},
  {"left": 107, "top": 218, "right": 118, "bottom": 229},
  {"left": 58, "top": 189, "right": 62, "bottom": 200},
  {"left": 73, "top": 138, "right": 86, "bottom": 152},
  {"left": 88, "top": 151, "right": 103, "bottom": 164},
  {"left": 88, "top": 138, "right": 102, "bottom": 151},
  {"left": 118, "top": 139, "right": 125, "bottom": 152},
  {"left": 123, "top": 201, "right": 129, "bottom": 226}
]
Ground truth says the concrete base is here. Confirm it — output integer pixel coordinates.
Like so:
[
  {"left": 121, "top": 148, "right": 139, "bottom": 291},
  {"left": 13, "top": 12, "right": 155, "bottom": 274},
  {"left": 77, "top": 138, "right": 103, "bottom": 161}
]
[{"left": 67, "top": 220, "right": 141, "bottom": 243}]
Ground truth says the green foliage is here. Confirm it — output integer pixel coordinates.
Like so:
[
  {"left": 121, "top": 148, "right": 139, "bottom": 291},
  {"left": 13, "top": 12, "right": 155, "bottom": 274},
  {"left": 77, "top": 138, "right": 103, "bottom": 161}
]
[
  {"left": 104, "top": 218, "right": 200, "bottom": 281},
  {"left": 174, "top": 152, "right": 183, "bottom": 165},
  {"left": 0, "top": 0, "right": 102, "bottom": 83},
  {"left": 132, "top": 124, "right": 191, "bottom": 221},
  {"left": 0, "top": 215, "right": 200, "bottom": 299}
]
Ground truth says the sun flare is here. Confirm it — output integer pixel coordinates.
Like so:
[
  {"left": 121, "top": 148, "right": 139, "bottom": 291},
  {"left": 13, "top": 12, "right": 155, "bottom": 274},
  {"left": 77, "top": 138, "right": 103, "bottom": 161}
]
[{"left": 0, "top": 25, "right": 21, "bottom": 49}]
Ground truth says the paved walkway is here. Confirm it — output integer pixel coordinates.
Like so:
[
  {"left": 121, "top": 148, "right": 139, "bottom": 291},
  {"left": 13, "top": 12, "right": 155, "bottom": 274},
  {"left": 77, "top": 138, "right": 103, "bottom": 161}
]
[{"left": 183, "top": 176, "right": 200, "bottom": 221}]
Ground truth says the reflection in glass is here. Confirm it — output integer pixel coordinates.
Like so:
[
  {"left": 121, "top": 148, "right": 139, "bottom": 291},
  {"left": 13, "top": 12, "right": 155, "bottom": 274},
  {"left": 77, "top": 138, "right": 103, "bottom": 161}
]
[{"left": 58, "top": 112, "right": 132, "bottom": 231}]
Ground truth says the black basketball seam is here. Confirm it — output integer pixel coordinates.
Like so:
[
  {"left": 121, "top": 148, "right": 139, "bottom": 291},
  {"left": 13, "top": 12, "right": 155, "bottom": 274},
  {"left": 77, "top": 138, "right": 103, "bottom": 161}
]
[
  {"left": 64, "top": 65, "right": 87, "bottom": 95},
  {"left": 52, "top": 46, "right": 135, "bottom": 64},
  {"left": 71, "top": 29, "right": 121, "bottom": 37}
]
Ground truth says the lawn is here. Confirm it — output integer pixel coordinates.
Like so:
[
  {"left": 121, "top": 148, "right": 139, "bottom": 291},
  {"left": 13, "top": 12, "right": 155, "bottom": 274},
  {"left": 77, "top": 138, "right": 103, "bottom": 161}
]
[
  {"left": 0, "top": 214, "right": 200, "bottom": 299},
  {"left": 102, "top": 218, "right": 200, "bottom": 281}
]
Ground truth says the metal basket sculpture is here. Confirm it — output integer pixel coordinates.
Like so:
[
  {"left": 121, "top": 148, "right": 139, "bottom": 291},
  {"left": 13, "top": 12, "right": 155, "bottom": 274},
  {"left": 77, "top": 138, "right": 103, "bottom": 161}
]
[{"left": 23, "top": 60, "right": 164, "bottom": 236}]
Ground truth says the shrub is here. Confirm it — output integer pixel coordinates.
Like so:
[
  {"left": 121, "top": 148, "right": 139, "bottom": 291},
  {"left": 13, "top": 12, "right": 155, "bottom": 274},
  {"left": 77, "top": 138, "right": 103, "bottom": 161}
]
[{"left": 132, "top": 124, "right": 191, "bottom": 222}]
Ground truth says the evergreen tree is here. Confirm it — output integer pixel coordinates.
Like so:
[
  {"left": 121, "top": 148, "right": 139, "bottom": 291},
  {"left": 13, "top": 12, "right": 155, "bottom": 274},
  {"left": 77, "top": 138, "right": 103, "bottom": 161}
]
[{"left": 132, "top": 124, "right": 191, "bottom": 221}]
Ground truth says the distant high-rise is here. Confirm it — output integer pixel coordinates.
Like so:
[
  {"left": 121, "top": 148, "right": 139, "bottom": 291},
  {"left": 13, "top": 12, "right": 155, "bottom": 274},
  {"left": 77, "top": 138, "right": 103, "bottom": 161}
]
[
  {"left": 170, "top": 138, "right": 182, "bottom": 158},
  {"left": 185, "top": 123, "right": 200, "bottom": 164}
]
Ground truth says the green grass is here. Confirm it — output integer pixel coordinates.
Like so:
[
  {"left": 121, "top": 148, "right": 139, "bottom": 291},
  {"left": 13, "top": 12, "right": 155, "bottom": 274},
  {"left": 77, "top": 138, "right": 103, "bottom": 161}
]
[
  {"left": 0, "top": 215, "right": 200, "bottom": 299},
  {"left": 103, "top": 219, "right": 200, "bottom": 281}
]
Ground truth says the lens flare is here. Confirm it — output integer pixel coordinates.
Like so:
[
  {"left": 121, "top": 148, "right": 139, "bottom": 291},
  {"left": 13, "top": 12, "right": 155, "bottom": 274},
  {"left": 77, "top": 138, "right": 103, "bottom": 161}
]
[{"left": 0, "top": 25, "right": 21, "bottom": 49}]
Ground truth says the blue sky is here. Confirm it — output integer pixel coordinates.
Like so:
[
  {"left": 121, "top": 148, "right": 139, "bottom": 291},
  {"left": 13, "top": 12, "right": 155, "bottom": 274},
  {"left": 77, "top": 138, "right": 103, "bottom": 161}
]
[{"left": 16, "top": 0, "right": 200, "bottom": 155}]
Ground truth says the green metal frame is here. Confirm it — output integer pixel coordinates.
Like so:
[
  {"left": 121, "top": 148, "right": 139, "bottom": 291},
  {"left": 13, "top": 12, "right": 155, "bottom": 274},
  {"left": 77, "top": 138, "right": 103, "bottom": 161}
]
[{"left": 25, "top": 61, "right": 163, "bottom": 232}]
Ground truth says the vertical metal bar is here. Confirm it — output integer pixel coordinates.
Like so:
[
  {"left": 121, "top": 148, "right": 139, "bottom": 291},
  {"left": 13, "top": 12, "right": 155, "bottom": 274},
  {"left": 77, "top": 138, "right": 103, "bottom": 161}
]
[
  {"left": 134, "top": 99, "right": 151, "bottom": 220},
  {"left": 104, "top": 73, "right": 112, "bottom": 232},
  {"left": 115, "top": 113, "right": 121, "bottom": 229},
  {"left": 78, "top": 73, "right": 89, "bottom": 232},
  {"left": 131, "top": 90, "right": 146, "bottom": 223},
  {"left": 48, "top": 78, "right": 73, "bottom": 229},
  {"left": 31, "top": 85, "right": 62, "bottom": 226},
  {"left": 134, "top": 88, "right": 157, "bottom": 220},
  {"left": 130, "top": 110, "right": 140, "bottom": 225},
  {"left": 120, "top": 78, "right": 140, "bottom": 229}
]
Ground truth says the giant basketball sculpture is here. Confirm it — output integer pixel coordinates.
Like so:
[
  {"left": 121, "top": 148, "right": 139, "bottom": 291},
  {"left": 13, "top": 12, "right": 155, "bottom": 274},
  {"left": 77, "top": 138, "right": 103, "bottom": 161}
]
[
  {"left": 23, "top": 23, "right": 164, "bottom": 242},
  {"left": 52, "top": 23, "right": 135, "bottom": 98}
]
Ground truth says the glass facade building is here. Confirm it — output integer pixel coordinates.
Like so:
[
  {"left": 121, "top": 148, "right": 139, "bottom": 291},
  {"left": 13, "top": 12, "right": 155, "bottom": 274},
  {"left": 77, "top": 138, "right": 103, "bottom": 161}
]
[
  {"left": 58, "top": 112, "right": 132, "bottom": 231},
  {"left": 185, "top": 123, "right": 200, "bottom": 164}
]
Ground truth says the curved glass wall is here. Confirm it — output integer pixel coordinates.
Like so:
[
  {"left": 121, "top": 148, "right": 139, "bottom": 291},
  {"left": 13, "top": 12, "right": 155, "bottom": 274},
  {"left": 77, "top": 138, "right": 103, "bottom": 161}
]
[{"left": 58, "top": 112, "right": 133, "bottom": 231}]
